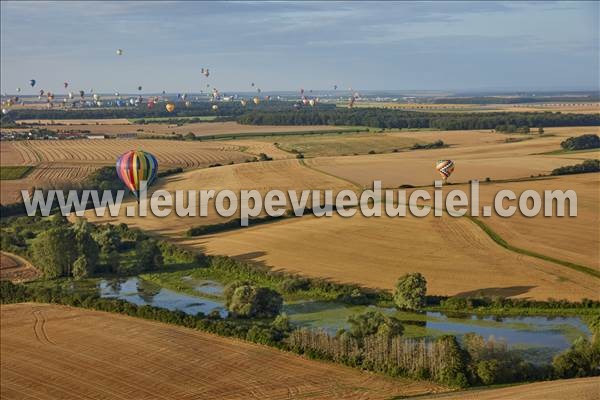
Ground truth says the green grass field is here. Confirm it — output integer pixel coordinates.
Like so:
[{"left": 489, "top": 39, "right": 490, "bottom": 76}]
[{"left": 0, "top": 166, "right": 33, "bottom": 180}]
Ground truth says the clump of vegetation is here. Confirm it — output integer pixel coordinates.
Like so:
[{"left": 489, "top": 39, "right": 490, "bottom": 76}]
[
  {"left": 224, "top": 280, "right": 283, "bottom": 318},
  {"left": 346, "top": 310, "right": 404, "bottom": 340},
  {"left": 551, "top": 159, "right": 599, "bottom": 176},
  {"left": 411, "top": 139, "right": 446, "bottom": 150},
  {"left": 393, "top": 272, "right": 427, "bottom": 310},
  {"left": 0, "top": 166, "right": 33, "bottom": 180},
  {"left": 560, "top": 134, "right": 600, "bottom": 151},
  {"left": 495, "top": 125, "right": 530, "bottom": 133}
]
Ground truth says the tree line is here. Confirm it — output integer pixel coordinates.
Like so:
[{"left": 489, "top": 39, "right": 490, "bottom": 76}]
[{"left": 237, "top": 109, "right": 600, "bottom": 130}]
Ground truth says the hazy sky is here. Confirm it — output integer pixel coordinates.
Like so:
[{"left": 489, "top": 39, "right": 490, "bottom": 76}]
[{"left": 1, "top": 1, "right": 598, "bottom": 93}]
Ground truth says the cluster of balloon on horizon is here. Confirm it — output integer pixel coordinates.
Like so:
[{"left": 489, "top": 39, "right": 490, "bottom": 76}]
[{"left": 2, "top": 48, "right": 361, "bottom": 115}]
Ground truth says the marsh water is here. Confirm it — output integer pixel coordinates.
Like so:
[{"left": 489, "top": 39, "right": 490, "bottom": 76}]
[{"left": 97, "top": 277, "right": 590, "bottom": 363}]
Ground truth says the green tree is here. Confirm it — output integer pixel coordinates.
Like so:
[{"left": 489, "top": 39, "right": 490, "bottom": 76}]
[
  {"left": 73, "top": 219, "right": 99, "bottom": 273},
  {"left": 226, "top": 283, "right": 282, "bottom": 318},
  {"left": 72, "top": 255, "right": 91, "bottom": 280},
  {"left": 393, "top": 273, "right": 427, "bottom": 310},
  {"left": 135, "top": 239, "right": 163, "bottom": 271},
  {"left": 347, "top": 310, "right": 404, "bottom": 340},
  {"left": 31, "top": 227, "right": 78, "bottom": 278}
]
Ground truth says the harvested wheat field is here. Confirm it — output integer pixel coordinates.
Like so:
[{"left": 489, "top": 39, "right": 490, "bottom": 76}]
[
  {"left": 305, "top": 126, "right": 600, "bottom": 187},
  {"left": 421, "top": 377, "right": 600, "bottom": 400},
  {"left": 0, "top": 303, "right": 446, "bottom": 400},
  {"left": 85, "top": 159, "right": 355, "bottom": 236},
  {"left": 189, "top": 212, "right": 599, "bottom": 301},
  {"left": 16, "top": 118, "right": 132, "bottom": 125},
  {"left": 0, "top": 252, "right": 39, "bottom": 282},
  {"left": 12, "top": 121, "right": 351, "bottom": 137},
  {"left": 0, "top": 139, "right": 249, "bottom": 168},
  {"left": 449, "top": 174, "right": 600, "bottom": 269}
]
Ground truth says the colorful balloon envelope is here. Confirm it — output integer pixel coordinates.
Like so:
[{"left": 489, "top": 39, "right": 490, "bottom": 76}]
[
  {"left": 29, "top": 79, "right": 36, "bottom": 87},
  {"left": 165, "top": 103, "right": 175, "bottom": 112},
  {"left": 435, "top": 160, "right": 455, "bottom": 180},
  {"left": 253, "top": 97, "right": 260, "bottom": 105},
  {"left": 116, "top": 150, "right": 159, "bottom": 198}
]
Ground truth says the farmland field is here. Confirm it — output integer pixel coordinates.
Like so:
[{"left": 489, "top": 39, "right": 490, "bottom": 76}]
[
  {"left": 0, "top": 165, "right": 32, "bottom": 180},
  {"left": 420, "top": 377, "right": 600, "bottom": 400},
  {"left": 0, "top": 252, "right": 39, "bottom": 282},
  {"left": 0, "top": 303, "right": 446, "bottom": 400},
  {"left": 84, "top": 158, "right": 354, "bottom": 235},
  {"left": 10, "top": 120, "right": 356, "bottom": 138},
  {"left": 347, "top": 102, "right": 600, "bottom": 114},
  {"left": 191, "top": 212, "right": 598, "bottom": 301},
  {"left": 304, "top": 126, "right": 600, "bottom": 187}
]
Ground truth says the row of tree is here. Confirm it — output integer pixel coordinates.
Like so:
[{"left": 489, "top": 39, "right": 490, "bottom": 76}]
[{"left": 237, "top": 109, "right": 600, "bottom": 130}]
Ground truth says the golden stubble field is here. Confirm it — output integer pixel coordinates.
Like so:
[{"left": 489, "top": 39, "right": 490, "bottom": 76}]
[
  {"left": 420, "top": 377, "right": 600, "bottom": 400},
  {"left": 84, "top": 158, "right": 355, "bottom": 236},
  {"left": 12, "top": 120, "right": 347, "bottom": 137},
  {"left": 190, "top": 210, "right": 598, "bottom": 301},
  {"left": 0, "top": 303, "right": 446, "bottom": 400},
  {"left": 0, "top": 139, "right": 252, "bottom": 204},
  {"left": 304, "top": 126, "right": 600, "bottom": 188}
]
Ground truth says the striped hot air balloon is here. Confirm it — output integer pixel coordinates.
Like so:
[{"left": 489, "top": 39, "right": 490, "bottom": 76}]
[
  {"left": 435, "top": 160, "right": 455, "bottom": 181},
  {"left": 116, "top": 150, "right": 158, "bottom": 198}
]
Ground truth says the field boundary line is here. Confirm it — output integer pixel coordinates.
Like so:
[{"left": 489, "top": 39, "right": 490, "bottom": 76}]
[
  {"left": 467, "top": 216, "right": 600, "bottom": 279},
  {"left": 298, "top": 159, "right": 363, "bottom": 190}
]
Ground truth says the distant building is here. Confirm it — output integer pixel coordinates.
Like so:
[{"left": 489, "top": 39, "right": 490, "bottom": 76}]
[{"left": 86, "top": 134, "right": 106, "bottom": 139}]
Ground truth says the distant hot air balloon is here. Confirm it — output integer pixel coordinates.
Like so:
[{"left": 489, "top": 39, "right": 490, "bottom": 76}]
[
  {"left": 253, "top": 97, "right": 260, "bottom": 105},
  {"left": 64, "top": 82, "right": 69, "bottom": 89},
  {"left": 1, "top": 108, "right": 8, "bottom": 115},
  {"left": 16, "top": 87, "right": 21, "bottom": 93},
  {"left": 93, "top": 94, "right": 100, "bottom": 101},
  {"left": 185, "top": 101, "right": 191, "bottom": 107},
  {"left": 68, "top": 92, "right": 74, "bottom": 99},
  {"left": 240, "top": 99, "right": 247, "bottom": 106},
  {"left": 204, "top": 68, "right": 210, "bottom": 77},
  {"left": 166, "top": 103, "right": 175, "bottom": 112},
  {"left": 39, "top": 89, "right": 44, "bottom": 96},
  {"left": 300, "top": 88, "right": 304, "bottom": 95},
  {"left": 116, "top": 49, "right": 123, "bottom": 56},
  {"left": 251, "top": 82, "right": 255, "bottom": 87},
  {"left": 212, "top": 104, "right": 218, "bottom": 111},
  {"left": 79, "top": 90, "right": 85, "bottom": 98},
  {"left": 116, "top": 150, "right": 158, "bottom": 199},
  {"left": 29, "top": 79, "right": 36, "bottom": 87},
  {"left": 333, "top": 85, "right": 337, "bottom": 90},
  {"left": 309, "top": 99, "right": 315, "bottom": 107},
  {"left": 257, "top": 88, "right": 261, "bottom": 93},
  {"left": 302, "top": 97, "right": 309, "bottom": 105},
  {"left": 137, "top": 86, "right": 142, "bottom": 91},
  {"left": 435, "top": 160, "right": 455, "bottom": 181},
  {"left": 115, "top": 92, "right": 120, "bottom": 97},
  {"left": 147, "top": 100, "right": 155, "bottom": 109}
]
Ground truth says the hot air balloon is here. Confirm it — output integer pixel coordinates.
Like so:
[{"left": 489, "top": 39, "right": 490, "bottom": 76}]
[
  {"left": 39, "top": 89, "right": 44, "bottom": 96},
  {"left": 309, "top": 99, "right": 315, "bottom": 107},
  {"left": 251, "top": 82, "right": 255, "bottom": 87},
  {"left": 166, "top": 103, "right": 175, "bottom": 112},
  {"left": 64, "top": 82, "right": 69, "bottom": 89},
  {"left": 240, "top": 99, "right": 247, "bottom": 106},
  {"left": 68, "top": 92, "right": 74, "bottom": 99},
  {"left": 29, "top": 79, "right": 36, "bottom": 87},
  {"left": 147, "top": 100, "right": 155, "bottom": 109},
  {"left": 16, "top": 87, "right": 21, "bottom": 93},
  {"left": 2, "top": 109, "right": 8, "bottom": 115},
  {"left": 204, "top": 69, "right": 210, "bottom": 77},
  {"left": 257, "top": 88, "right": 261, "bottom": 93},
  {"left": 185, "top": 101, "right": 191, "bottom": 107},
  {"left": 333, "top": 85, "right": 337, "bottom": 90},
  {"left": 212, "top": 104, "right": 219, "bottom": 111},
  {"left": 137, "top": 86, "right": 142, "bottom": 91},
  {"left": 114, "top": 92, "right": 120, "bottom": 97},
  {"left": 253, "top": 97, "right": 260, "bottom": 105},
  {"left": 116, "top": 150, "right": 158, "bottom": 199},
  {"left": 435, "top": 160, "right": 455, "bottom": 181},
  {"left": 300, "top": 88, "right": 304, "bottom": 95},
  {"left": 79, "top": 90, "right": 85, "bottom": 98},
  {"left": 116, "top": 49, "right": 123, "bottom": 56},
  {"left": 302, "top": 97, "right": 309, "bottom": 105},
  {"left": 93, "top": 94, "right": 100, "bottom": 101}
]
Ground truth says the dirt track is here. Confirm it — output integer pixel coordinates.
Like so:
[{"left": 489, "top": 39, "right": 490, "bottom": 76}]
[{"left": 0, "top": 303, "right": 446, "bottom": 400}]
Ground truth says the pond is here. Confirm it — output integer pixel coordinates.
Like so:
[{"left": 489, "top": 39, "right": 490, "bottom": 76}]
[{"left": 97, "top": 277, "right": 590, "bottom": 363}]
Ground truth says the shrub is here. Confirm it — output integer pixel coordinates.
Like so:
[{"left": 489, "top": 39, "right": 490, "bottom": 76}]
[
  {"left": 551, "top": 159, "right": 599, "bottom": 176},
  {"left": 226, "top": 283, "right": 283, "bottom": 318},
  {"left": 347, "top": 310, "right": 404, "bottom": 340}
]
